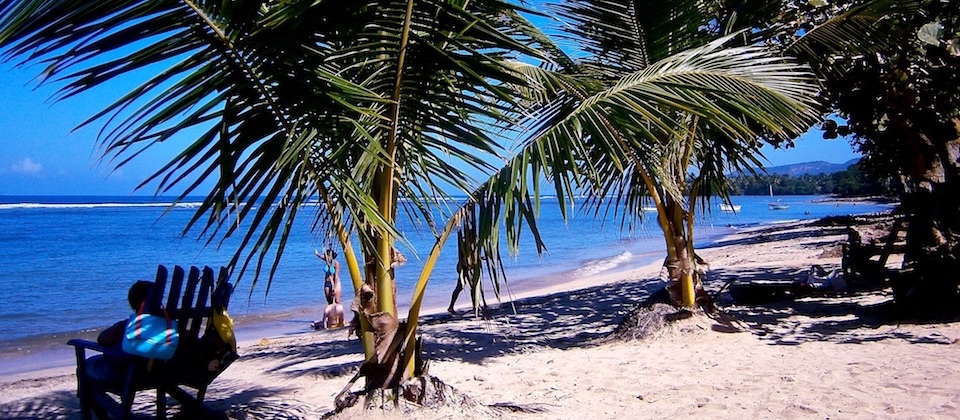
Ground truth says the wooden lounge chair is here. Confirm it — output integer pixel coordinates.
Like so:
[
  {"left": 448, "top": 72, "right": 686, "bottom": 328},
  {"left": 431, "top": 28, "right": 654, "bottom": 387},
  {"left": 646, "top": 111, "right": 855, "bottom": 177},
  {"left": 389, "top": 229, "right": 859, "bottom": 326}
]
[
  {"left": 841, "top": 218, "right": 906, "bottom": 288},
  {"left": 68, "top": 265, "right": 237, "bottom": 419}
]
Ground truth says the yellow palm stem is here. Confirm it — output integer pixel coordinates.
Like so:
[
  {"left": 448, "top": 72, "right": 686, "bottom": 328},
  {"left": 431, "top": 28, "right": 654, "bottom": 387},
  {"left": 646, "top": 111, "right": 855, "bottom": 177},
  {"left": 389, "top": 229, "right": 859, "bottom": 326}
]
[
  {"left": 336, "top": 229, "right": 375, "bottom": 359},
  {"left": 400, "top": 208, "right": 463, "bottom": 379}
]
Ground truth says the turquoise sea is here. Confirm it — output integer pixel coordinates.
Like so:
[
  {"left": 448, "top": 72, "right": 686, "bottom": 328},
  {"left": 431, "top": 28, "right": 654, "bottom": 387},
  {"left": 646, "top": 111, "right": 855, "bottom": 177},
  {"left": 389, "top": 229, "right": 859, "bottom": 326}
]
[{"left": 0, "top": 194, "right": 895, "bottom": 367}]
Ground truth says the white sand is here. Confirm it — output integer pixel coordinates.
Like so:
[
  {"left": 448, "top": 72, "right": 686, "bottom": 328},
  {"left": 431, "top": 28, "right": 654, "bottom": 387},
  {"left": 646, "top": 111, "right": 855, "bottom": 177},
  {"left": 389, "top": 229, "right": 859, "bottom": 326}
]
[{"left": 3, "top": 219, "right": 960, "bottom": 419}]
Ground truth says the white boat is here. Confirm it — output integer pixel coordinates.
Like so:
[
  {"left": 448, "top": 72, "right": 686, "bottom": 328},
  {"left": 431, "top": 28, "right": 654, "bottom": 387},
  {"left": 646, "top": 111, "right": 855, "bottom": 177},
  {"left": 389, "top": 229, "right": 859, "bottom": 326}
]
[
  {"left": 719, "top": 203, "right": 741, "bottom": 212},
  {"left": 768, "top": 185, "right": 789, "bottom": 210}
]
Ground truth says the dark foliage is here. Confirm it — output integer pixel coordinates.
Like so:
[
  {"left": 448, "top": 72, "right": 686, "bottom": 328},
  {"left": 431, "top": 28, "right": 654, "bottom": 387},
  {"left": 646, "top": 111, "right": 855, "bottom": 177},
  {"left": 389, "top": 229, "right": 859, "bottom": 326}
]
[{"left": 727, "top": 163, "right": 893, "bottom": 196}]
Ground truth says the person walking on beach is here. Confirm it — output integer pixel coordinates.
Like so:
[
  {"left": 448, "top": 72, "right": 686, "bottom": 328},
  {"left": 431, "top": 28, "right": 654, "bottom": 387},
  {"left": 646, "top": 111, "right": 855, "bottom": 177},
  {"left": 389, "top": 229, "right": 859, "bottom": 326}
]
[{"left": 448, "top": 226, "right": 486, "bottom": 315}]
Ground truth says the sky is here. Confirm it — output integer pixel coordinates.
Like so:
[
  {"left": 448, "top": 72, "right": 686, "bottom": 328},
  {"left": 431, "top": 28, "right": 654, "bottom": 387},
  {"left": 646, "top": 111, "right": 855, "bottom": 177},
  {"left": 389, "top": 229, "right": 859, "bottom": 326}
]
[{"left": 0, "top": 62, "right": 861, "bottom": 197}]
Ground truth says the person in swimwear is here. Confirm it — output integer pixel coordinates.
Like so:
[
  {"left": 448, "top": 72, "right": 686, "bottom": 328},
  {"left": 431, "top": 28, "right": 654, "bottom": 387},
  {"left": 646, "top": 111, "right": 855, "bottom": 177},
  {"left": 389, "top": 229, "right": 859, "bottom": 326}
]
[
  {"left": 313, "top": 248, "right": 344, "bottom": 329},
  {"left": 316, "top": 248, "right": 341, "bottom": 304}
]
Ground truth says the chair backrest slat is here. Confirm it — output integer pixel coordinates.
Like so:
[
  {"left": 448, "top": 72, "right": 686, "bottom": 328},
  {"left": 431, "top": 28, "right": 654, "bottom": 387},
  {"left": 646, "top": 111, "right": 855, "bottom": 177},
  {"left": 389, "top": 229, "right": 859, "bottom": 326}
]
[
  {"left": 165, "top": 266, "right": 185, "bottom": 313},
  {"left": 213, "top": 266, "right": 232, "bottom": 310},
  {"left": 151, "top": 265, "right": 169, "bottom": 312},
  {"left": 184, "top": 266, "right": 215, "bottom": 342}
]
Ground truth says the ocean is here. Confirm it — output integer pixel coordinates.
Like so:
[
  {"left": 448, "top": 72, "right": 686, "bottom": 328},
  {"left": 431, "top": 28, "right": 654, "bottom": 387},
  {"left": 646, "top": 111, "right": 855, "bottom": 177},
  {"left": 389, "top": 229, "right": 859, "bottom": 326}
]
[{"left": 0, "top": 194, "right": 895, "bottom": 360}]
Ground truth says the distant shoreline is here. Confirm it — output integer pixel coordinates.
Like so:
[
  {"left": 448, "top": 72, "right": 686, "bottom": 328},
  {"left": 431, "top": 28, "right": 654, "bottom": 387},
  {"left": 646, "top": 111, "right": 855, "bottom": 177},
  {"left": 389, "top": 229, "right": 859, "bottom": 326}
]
[{"left": 811, "top": 195, "right": 899, "bottom": 204}]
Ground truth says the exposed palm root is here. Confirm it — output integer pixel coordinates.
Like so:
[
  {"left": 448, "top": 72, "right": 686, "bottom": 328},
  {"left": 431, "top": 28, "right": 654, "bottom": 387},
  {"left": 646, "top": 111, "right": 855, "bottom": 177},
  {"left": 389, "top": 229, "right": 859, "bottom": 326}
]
[
  {"left": 606, "top": 302, "right": 686, "bottom": 342},
  {"left": 329, "top": 374, "right": 500, "bottom": 417}
]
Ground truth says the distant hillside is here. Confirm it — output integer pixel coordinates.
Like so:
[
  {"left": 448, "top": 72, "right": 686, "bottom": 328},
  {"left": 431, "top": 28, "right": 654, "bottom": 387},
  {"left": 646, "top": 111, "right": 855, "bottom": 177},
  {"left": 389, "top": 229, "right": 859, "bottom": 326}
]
[{"left": 764, "top": 158, "right": 859, "bottom": 176}]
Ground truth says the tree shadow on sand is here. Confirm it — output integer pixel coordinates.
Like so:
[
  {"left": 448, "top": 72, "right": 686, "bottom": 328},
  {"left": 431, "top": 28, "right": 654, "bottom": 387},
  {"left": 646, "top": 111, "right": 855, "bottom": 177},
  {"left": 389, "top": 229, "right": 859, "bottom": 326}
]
[
  {"left": 238, "top": 277, "right": 665, "bottom": 380},
  {"left": 0, "top": 389, "right": 78, "bottom": 420},
  {"left": 709, "top": 266, "right": 956, "bottom": 347},
  {"left": 172, "top": 216, "right": 954, "bottom": 416},
  {"left": 0, "top": 386, "right": 288, "bottom": 420},
  {"left": 416, "top": 279, "right": 664, "bottom": 364},
  {"left": 240, "top": 331, "right": 365, "bottom": 379}
]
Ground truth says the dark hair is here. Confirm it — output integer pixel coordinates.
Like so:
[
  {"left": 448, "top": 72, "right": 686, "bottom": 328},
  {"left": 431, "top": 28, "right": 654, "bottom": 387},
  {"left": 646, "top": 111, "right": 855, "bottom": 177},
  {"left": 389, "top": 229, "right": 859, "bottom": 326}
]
[{"left": 128, "top": 280, "right": 154, "bottom": 310}]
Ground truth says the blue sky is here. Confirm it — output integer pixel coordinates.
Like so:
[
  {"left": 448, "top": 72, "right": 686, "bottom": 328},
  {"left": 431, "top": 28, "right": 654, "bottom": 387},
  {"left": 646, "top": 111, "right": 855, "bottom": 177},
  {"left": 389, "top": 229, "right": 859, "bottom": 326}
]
[{"left": 0, "top": 63, "right": 861, "bottom": 197}]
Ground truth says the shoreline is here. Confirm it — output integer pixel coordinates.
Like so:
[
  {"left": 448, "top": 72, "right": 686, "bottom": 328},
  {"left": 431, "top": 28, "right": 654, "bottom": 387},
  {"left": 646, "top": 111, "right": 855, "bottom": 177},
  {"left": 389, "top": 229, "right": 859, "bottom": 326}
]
[
  {"left": 0, "top": 257, "right": 669, "bottom": 377},
  {"left": 0, "top": 211, "right": 871, "bottom": 379},
  {"left": 0, "top": 203, "right": 891, "bottom": 380},
  {"left": 7, "top": 213, "right": 959, "bottom": 420},
  {"left": 0, "top": 248, "right": 669, "bottom": 380}
]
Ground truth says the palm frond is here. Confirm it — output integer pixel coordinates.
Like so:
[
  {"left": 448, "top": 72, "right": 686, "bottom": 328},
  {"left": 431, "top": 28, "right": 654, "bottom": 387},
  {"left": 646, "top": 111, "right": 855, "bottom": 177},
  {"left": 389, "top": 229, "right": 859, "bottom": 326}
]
[{"left": 549, "top": 0, "right": 716, "bottom": 76}]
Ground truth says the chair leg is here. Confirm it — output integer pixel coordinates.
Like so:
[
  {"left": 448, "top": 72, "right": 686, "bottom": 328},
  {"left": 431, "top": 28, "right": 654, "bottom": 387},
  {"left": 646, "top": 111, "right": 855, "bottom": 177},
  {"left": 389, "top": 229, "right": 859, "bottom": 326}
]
[
  {"left": 73, "top": 347, "right": 93, "bottom": 420},
  {"left": 78, "top": 386, "right": 93, "bottom": 420},
  {"left": 75, "top": 369, "right": 93, "bottom": 420},
  {"left": 119, "top": 366, "right": 137, "bottom": 420},
  {"left": 157, "top": 387, "right": 167, "bottom": 420}
]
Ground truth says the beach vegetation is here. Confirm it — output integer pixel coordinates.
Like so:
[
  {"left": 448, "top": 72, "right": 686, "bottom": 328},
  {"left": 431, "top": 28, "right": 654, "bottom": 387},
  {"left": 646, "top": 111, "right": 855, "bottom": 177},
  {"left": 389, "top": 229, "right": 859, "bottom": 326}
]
[
  {"left": 524, "top": 0, "right": 924, "bottom": 317},
  {"left": 726, "top": 163, "right": 895, "bottom": 197},
  {"left": 789, "top": 0, "right": 960, "bottom": 314},
  {"left": 531, "top": 1, "right": 825, "bottom": 309}
]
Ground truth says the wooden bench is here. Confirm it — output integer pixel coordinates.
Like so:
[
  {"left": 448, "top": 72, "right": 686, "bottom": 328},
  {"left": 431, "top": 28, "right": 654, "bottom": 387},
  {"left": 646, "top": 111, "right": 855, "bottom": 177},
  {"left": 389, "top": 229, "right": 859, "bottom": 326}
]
[{"left": 68, "top": 265, "right": 236, "bottom": 419}]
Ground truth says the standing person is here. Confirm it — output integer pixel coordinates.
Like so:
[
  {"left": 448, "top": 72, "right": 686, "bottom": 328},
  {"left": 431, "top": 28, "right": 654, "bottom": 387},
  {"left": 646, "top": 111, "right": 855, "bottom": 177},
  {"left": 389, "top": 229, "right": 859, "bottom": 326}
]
[
  {"left": 313, "top": 248, "right": 343, "bottom": 329},
  {"left": 448, "top": 228, "right": 486, "bottom": 315},
  {"left": 315, "top": 248, "right": 341, "bottom": 304},
  {"left": 449, "top": 204, "right": 488, "bottom": 315}
]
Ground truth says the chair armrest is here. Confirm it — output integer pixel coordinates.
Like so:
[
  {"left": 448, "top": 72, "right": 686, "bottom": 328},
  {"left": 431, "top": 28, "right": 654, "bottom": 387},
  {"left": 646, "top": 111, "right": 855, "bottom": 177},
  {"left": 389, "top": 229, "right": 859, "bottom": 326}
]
[
  {"left": 67, "top": 339, "right": 104, "bottom": 352},
  {"left": 67, "top": 339, "right": 136, "bottom": 361}
]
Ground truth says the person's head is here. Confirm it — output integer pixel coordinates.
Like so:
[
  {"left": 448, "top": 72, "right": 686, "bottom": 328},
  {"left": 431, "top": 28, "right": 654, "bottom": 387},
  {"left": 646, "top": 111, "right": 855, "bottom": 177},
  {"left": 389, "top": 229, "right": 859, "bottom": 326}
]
[
  {"left": 324, "top": 286, "right": 335, "bottom": 305},
  {"left": 127, "top": 280, "right": 154, "bottom": 310},
  {"left": 326, "top": 249, "right": 337, "bottom": 261}
]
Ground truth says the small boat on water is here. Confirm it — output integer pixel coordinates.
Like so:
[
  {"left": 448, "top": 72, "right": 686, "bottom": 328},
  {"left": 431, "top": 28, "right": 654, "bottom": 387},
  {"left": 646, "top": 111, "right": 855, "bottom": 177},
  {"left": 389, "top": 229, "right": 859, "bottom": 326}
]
[
  {"left": 720, "top": 203, "right": 741, "bottom": 212},
  {"left": 768, "top": 185, "right": 789, "bottom": 210}
]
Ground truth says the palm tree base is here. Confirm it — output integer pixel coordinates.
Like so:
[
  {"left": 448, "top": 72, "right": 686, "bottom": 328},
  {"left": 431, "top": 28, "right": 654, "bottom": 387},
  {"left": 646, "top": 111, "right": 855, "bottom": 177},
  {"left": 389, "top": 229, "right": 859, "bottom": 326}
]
[
  {"left": 329, "top": 374, "right": 507, "bottom": 417},
  {"left": 606, "top": 293, "right": 732, "bottom": 343}
]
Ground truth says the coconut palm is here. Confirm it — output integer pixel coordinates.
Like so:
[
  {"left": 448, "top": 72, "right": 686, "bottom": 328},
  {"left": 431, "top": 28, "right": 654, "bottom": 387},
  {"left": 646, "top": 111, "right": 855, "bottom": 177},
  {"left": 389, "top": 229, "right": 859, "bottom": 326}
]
[
  {"left": 519, "top": 0, "right": 823, "bottom": 307},
  {"left": 0, "top": 0, "right": 565, "bottom": 400},
  {"left": 526, "top": 0, "right": 927, "bottom": 309}
]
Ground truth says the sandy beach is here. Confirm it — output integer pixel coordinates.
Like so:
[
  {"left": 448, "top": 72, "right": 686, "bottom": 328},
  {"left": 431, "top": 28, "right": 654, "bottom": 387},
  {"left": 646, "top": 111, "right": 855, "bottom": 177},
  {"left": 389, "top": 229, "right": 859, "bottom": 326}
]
[{"left": 3, "top": 217, "right": 960, "bottom": 419}]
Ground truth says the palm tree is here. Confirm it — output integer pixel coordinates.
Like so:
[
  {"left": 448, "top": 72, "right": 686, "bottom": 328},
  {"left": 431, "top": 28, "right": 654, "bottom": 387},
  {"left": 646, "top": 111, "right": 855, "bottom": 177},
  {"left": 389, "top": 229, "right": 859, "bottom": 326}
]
[
  {"left": 524, "top": 0, "right": 927, "bottom": 309},
  {"left": 0, "top": 0, "right": 563, "bottom": 399},
  {"left": 519, "top": 0, "right": 822, "bottom": 308}
]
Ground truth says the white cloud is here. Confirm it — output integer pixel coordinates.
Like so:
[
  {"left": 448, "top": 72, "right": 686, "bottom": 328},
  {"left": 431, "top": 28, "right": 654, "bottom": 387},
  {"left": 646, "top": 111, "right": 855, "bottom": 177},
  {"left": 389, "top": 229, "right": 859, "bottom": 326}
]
[{"left": 11, "top": 158, "right": 43, "bottom": 174}]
